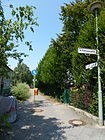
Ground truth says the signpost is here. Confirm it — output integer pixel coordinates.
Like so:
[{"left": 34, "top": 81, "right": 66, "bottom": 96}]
[
  {"left": 32, "top": 69, "right": 38, "bottom": 101},
  {"left": 77, "top": 1, "right": 104, "bottom": 126},
  {"left": 32, "top": 69, "right": 38, "bottom": 88},
  {"left": 78, "top": 47, "right": 103, "bottom": 125},
  {"left": 32, "top": 69, "right": 38, "bottom": 77},
  {"left": 85, "top": 62, "right": 97, "bottom": 70},
  {"left": 78, "top": 48, "right": 97, "bottom": 55}
]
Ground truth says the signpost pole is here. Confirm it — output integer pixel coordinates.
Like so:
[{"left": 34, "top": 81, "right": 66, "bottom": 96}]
[
  {"left": 78, "top": 1, "right": 104, "bottom": 126},
  {"left": 34, "top": 75, "right": 35, "bottom": 102},
  {"left": 88, "top": 1, "right": 103, "bottom": 126},
  {"left": 95, "top": 9, "right": 103, "bottom": 126},
  {"left": 32, "top": 69, "right": 38, "bottom": 102}
]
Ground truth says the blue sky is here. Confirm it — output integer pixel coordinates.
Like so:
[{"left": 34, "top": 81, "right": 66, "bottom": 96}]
[{"left": 2, "top": 0, "right": 70, "bottom": 71}]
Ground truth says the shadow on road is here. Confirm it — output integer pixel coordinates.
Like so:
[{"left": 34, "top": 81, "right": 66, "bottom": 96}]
[{"left": 0, "top": 100, "right": 67, "bottom": 140}]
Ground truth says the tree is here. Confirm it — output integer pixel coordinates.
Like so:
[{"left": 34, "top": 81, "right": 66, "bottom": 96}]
[
  {"left": 60, "top": 0, "right": 89, "bottom": 43},
  {"left": 36, "top": 36, "right": 73, "bottom": 98},
  {"left": 36, "top": 0, "right": 90, "bottom": 98},
  {"left": 0, "top": 1, "right": 38, "bottom": 75},
  {"left": 72, "top": 3, "right": 105, "bottom": 88},
  {"left": 13, "top": 63, "right": 33, "bottom": 86},
  {"left": 68, "top": 0, "right": 105, "bottom": 117}
]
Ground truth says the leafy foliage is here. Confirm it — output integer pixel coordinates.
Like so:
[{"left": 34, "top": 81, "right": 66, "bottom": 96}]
[
  {"left": 36, "top": 0, "right": 89, "bottom": 98},
  {"left": 36, "top": 35, "right": 73, "bottom": 98},
  {"left": 12, "top": 63, "right": 33, "bottom": 86},
  {"left": 12, "top": 83, "right": 30, "bottom": 101},
  {"left": 0, "top": 2, "right": 38, "bottom": 74},
  {"left": 35, "top": 0, "right": 105, "bottom": 117},
  {"left": 0, "top": 113, "right": 11, "bottom": 132}
]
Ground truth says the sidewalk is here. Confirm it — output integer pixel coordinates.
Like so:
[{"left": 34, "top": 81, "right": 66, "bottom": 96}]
[{"left": 0, "top": 89, "right": 105, "bottom": 140}]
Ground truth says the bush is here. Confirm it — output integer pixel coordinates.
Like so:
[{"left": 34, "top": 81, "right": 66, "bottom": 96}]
[
  {"left": 70, "top": 88, "right": 92, "bottom": 112},
  {"left": 12, "top": 83, "right": 30, "bottom": 101},
  {"left": 0, "top": 113, "right": 11, "bottom": 132}
]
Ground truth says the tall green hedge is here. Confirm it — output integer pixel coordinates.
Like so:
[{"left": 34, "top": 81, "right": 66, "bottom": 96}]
[{"left": 70, "top": 87, "right": 98, "bottom": 115}]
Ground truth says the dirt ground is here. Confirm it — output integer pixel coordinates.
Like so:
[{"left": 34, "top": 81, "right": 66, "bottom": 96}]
[{"left": 0, "top": 89, "right": 105, "bottom": 140}]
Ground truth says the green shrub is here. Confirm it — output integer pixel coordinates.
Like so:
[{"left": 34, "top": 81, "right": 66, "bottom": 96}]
[
  {"left": 70, "top": 88, "right": 80, "bottom": 107},
  {"left": 70, "top": 88, "right": 92, "bottom": 112},
  {"left": 0, "top": 113, "right": 11, "bottom": 132},
  {"left": 12, "top": 83, "right": 30, "bottom": 101}
]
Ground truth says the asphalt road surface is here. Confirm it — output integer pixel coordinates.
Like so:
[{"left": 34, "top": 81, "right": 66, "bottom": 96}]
[{"left": 1, "top": 89, "right": 105, "bottom": 140}]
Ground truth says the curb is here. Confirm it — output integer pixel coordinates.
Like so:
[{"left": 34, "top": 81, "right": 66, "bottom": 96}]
[
  {"left": 66, "top": 104, "right": 99, "bottom": 123},
  {"left": 67, "top": 104, "right": 105, "bottom": 128}
]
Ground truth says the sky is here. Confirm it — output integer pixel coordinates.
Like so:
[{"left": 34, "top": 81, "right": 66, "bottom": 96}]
[{"left": 2, "top": 0, "right": 71, "bottom": 71}]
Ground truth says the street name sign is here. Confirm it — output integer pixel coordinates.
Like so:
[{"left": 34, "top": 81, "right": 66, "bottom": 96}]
[
  {"left": 78, "top": 48, "right": 96, "bottom": 55},
  {"left": 85, "top": 62, "right": 97, "bottom": 69}
]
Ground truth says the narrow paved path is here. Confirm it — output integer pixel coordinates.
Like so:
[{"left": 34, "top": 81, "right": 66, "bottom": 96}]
[{"left": 1, "top": 89, "right": 105, "bottom": 140}]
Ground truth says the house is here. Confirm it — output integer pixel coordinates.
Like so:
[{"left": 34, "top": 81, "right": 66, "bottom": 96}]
[{"left": 0, "top": 66, "right": 13, "bottom": 96}]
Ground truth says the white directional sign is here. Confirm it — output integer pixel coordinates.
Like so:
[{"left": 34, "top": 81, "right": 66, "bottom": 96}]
[
  {"left": 85, "top": 62, "right": 97, "bottom": 70},
  {"left": 78, "top": 48, "right": 96, "bottom": 55}
]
